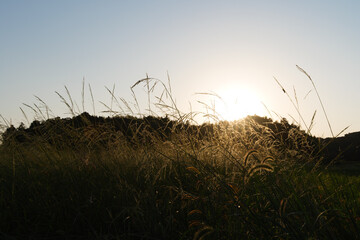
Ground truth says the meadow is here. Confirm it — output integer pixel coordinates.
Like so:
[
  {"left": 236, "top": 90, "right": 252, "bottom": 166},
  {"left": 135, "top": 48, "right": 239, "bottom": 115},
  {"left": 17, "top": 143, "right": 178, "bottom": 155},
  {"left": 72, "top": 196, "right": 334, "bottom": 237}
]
[{"left": 0, "top": 73, "right": 359, "bottom": 239}]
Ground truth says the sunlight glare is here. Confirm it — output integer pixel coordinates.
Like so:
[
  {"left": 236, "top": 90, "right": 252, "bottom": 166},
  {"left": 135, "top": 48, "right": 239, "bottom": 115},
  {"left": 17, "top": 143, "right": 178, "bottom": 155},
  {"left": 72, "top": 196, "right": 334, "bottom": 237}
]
[{"left": 215, "top": 87, "right": 265, "bottom": 121}]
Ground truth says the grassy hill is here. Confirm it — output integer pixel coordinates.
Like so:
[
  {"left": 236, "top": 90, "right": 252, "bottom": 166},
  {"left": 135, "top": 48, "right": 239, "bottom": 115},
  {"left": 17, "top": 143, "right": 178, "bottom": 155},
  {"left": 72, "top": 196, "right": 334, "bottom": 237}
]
[{"left": 1, "top": 112, "right": 360, "bottom": 239}]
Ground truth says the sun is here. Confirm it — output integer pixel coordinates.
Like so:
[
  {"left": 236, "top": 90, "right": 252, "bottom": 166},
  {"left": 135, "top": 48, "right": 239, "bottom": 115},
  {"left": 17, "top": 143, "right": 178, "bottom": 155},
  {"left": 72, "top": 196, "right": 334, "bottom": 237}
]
[{"left": 214, "top": 87, "right": 265, "bottom": 121}]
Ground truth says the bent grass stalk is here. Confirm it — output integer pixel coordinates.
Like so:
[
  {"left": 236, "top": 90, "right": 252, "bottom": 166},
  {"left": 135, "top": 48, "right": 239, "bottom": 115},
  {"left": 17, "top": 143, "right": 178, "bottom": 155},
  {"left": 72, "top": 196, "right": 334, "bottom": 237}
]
[{"left": 296, "top": 65, "right": 334, "bottom": 137}]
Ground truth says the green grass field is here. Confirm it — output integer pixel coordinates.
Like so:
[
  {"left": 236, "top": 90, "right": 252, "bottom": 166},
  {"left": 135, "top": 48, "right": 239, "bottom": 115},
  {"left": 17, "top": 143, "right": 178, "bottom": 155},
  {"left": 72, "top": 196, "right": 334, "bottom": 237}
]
[
  {"left": 1, "top": 75, "right": 359, "bottom": 239},
  {"left": 1, "top": 114, "right": 360, "bottom": 240}
]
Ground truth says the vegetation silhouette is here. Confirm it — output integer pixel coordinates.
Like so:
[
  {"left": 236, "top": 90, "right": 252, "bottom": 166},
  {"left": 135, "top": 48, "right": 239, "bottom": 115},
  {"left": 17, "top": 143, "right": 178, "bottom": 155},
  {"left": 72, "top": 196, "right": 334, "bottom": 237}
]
[
  {"left": 1, "top": 67, "right": 360, "bottom": 239},
  {"left": 1, "top": 112, "right": 360, "bottom": 239},
  {"left": 3, "top": 113, "right": 360, "bottom": 163}
]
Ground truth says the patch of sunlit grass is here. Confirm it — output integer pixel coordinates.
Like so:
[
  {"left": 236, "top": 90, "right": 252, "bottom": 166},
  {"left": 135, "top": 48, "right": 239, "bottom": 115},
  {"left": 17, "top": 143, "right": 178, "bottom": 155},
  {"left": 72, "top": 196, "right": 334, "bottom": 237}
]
[{"left": 0, "top": 67, "right": 358, "bottom": 239}]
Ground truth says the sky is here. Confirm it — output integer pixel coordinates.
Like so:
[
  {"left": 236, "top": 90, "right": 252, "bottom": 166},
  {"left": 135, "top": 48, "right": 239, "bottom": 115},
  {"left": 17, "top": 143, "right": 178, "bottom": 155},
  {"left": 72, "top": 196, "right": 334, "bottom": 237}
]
[{"left": 1, "top": 0, "right": 360, "bottom": 137}]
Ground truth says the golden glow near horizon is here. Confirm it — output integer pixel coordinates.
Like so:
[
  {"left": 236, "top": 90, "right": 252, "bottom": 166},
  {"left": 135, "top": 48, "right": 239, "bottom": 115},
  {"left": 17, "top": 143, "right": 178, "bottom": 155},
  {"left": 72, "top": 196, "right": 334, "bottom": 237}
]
[
  {"left": 213, "top": 87, "right": 265, "bottom": 121},
  {"left": 1, "top": 1, "right": 359, "bottom": 137}
]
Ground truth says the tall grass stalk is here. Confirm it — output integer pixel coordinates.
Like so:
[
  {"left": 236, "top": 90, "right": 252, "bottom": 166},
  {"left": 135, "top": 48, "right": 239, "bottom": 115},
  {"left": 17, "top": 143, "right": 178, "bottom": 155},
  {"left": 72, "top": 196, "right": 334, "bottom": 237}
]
[
  {"left": 296, "top": 65, "right": 335, "bottom": 137},
  {"left": 274, "top": 77, "right": 310, "bottom": 133},
  {"left": 88, "top": 83, "right": 96, "bottom": 115}
]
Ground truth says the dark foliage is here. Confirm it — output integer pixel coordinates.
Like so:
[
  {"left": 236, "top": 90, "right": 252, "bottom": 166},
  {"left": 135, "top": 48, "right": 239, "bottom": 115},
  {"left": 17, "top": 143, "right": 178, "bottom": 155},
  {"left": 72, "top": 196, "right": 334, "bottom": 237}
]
[
  {"left": 2, "top": 113, "right": 359, "bottom": 162},
  {"left": 321, "top": 131, "right": 360, "bottom": 162}
]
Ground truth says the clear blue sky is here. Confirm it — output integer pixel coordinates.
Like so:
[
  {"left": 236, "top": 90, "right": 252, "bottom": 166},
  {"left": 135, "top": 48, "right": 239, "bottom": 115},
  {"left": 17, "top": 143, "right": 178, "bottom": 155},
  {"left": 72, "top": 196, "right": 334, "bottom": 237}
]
[{"left": 1, "top": 0, "right": 360, "bottom": 137}]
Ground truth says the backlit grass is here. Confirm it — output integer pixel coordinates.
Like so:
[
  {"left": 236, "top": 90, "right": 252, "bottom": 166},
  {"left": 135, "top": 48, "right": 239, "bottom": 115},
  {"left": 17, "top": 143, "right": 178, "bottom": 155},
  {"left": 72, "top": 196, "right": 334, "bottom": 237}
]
[{"left": 0, "top": 70, "right": 359, "bottom": 239}]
